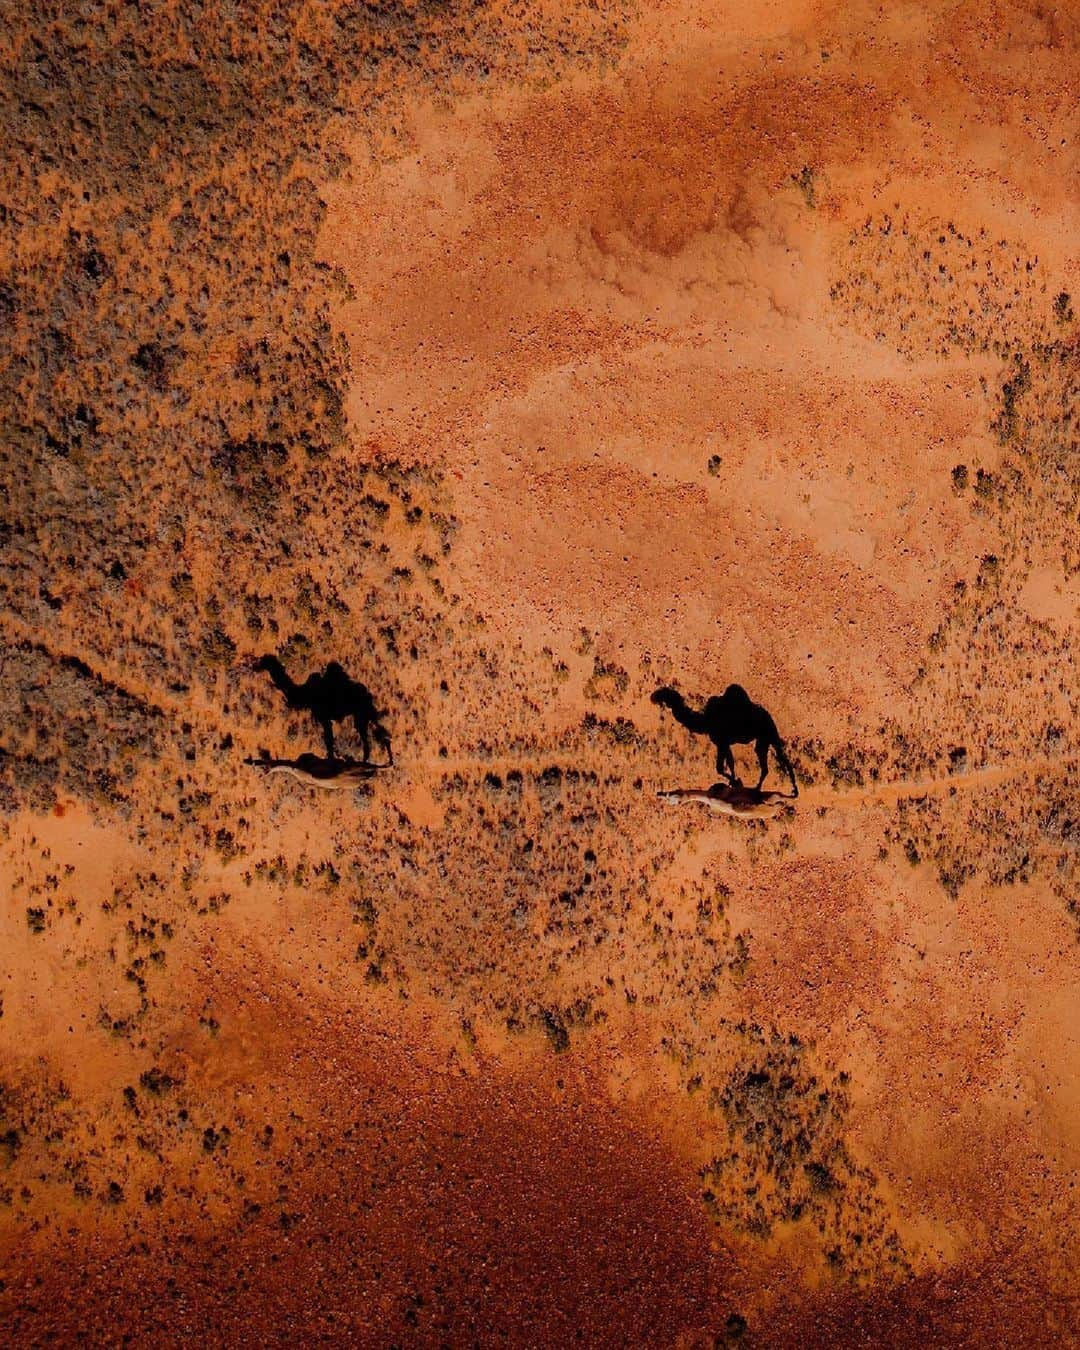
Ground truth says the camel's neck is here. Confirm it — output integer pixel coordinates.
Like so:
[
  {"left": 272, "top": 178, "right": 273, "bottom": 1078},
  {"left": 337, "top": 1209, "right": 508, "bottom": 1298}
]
[
  {"left": 263, "top": 659, "right": 300, "bottom": 703},
  {"left": 666, "top": 697, "right": 710, "bottom": 735}
]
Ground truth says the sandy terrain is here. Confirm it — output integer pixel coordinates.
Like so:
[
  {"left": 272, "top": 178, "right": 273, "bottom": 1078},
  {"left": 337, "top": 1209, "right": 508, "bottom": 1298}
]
[{"left": 1, "top": 0, "right": 1077, "bottom": 1344}]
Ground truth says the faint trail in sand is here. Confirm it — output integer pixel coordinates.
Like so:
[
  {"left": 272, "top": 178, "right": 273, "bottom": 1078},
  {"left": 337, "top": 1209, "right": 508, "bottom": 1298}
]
[
  {"left": 421, "top": 752, "right": 620, "bottom": 779},
  {"left": 424, "top": 753, "right": 1075, "bottom": 811},
  {"left": 800, "top": 756, "right": 1073, "bottom": 808},
  {"left": 5, "top": 612, "right": 1071, "bottom": 811}
]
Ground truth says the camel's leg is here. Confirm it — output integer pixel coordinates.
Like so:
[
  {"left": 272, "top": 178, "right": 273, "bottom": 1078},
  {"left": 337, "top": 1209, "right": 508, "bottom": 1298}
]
[
  {"left": 774, "top": 741, "right": 798, "bottom": 797},
  {"left": 375, "top": 725, "right": 393, "bottom": 766},
  {"left": 356, "top": 717, "right": 371, "bottom": 764},
  {"left": 727, "top": 749, "right": 740, "bottom": 786},
  {"left": 320, "top": 718, "right": 335, "bottom": 759},
  {"left": 716, "top": 743, "right": 740, "bottom": 787},
  {"left": 755, "top": 738, "right": 771, "bottom": 791}
]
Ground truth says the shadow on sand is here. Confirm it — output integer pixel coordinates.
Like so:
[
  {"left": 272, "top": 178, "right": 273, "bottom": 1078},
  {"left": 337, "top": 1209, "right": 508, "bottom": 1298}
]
[
  {"left": 251, "top": 655, "right": 393, "bottom": 764},
  {"left": 651, "top": 684, "right": 798, "bottom": 797}
]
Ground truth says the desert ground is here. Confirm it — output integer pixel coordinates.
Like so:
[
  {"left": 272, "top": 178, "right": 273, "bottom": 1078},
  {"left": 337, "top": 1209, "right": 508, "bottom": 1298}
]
[{"left": 1, "top": 0, "right": 1077, "bottom": 1344}]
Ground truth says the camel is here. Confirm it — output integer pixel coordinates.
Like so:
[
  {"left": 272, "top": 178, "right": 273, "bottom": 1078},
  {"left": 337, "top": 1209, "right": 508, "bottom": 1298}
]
[
  {"left": 245, "top": 751, "right": 381, "bottom": 791},
  {"left": 253, "top": 655, "right": 392, "bottom": 764},
  {"left": 651, "top": 684, "right": 798, "bottom": 796},
  {"left": 657, "top": 783, "right": 789, "bottom": 819}
]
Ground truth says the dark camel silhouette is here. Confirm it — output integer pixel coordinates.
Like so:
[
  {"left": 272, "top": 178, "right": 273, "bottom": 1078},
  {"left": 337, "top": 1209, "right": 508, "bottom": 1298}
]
[
  {"left": 254, "top": 655, "right": 392, "bottom": 764},
  {"left": 651, "top": 684, "right": 798, "bottom": 797}
]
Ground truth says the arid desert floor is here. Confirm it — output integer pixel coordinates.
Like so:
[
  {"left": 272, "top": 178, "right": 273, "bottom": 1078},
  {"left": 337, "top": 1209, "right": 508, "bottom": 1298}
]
[{"left": 1, "top": 0, "right": 1078, "bottom": 1344}]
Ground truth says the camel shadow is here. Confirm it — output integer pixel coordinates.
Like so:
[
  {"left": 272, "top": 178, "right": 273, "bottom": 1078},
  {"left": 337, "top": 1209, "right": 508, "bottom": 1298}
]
[
  {"left": 252, "top": 654, "right": 393, "bottom": 765},
  {"left": 652, "top": 683, "right": 799, "bottom": 797}
]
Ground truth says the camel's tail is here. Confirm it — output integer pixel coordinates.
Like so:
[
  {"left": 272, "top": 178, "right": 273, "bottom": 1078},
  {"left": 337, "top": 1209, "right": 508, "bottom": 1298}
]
[{"left": 774, "top": 738, "right": 799, "bottom": 798}]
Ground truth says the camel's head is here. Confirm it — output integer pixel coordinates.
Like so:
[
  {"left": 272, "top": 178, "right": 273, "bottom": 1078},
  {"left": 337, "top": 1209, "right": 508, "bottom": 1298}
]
[
  {"left": 252, "top": 654, "right": 277, "bottom": 673},
  {"left": 651, "top": 685, "right": 683, "bottom": 709}
]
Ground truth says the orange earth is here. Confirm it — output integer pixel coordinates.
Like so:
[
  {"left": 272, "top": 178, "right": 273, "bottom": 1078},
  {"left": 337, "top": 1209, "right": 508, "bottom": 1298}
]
[{"left": 1, "top": 0, "right": 1077, "bottom": 1344}]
